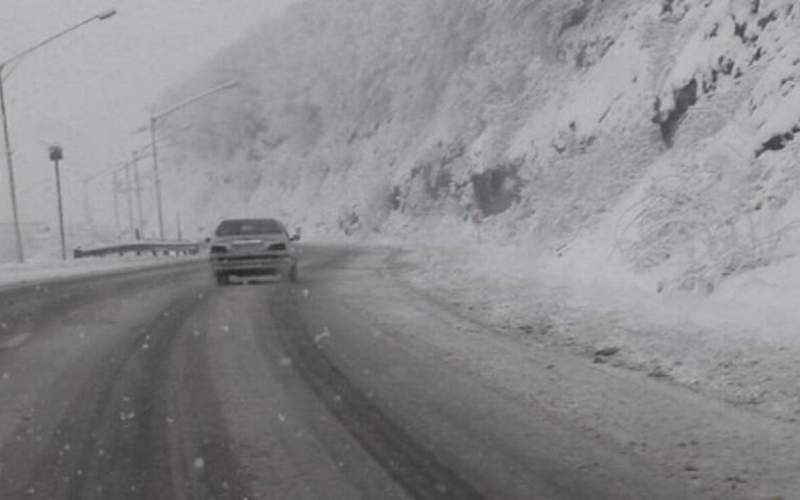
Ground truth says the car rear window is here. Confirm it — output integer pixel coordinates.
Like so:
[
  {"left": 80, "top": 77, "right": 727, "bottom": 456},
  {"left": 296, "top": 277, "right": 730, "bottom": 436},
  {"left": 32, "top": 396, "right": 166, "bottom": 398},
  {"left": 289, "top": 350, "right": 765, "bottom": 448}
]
[{"left": 215, "top": 219, "right": 284, "bottom": 237}]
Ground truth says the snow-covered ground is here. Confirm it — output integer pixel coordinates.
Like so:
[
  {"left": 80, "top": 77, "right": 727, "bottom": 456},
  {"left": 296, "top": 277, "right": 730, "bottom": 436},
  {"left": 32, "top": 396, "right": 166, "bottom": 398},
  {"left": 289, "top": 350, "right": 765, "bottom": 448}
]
[{"left": 395, "top": 240, "right": 800, "bottom": 423}]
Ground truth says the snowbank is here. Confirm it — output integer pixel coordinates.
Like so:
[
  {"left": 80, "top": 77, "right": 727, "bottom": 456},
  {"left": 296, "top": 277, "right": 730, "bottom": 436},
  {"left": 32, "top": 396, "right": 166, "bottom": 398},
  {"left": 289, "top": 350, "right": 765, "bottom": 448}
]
[
  {"left": 396, "top": 240, "right": 800, "bottom": 422},
  {"left": 0, "top": 255, "right": 202, "bottom": 290}
]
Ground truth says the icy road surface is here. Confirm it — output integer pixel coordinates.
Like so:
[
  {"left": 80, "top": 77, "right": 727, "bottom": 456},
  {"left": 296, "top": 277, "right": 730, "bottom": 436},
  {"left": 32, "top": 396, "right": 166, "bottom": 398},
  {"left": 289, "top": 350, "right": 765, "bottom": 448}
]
[{"left": 0, "top": 245, "right": 796, "bottom": 499}]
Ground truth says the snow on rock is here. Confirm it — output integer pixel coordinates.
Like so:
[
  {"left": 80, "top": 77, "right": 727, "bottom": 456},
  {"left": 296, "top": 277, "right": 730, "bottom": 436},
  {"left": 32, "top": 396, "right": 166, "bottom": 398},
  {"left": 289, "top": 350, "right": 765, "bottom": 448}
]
[
  {"left": 157, "top": 0, "right": 800, "bottom": 406},
  {"left": 158, "top": 0, "right": 799, "bottom": 293}
]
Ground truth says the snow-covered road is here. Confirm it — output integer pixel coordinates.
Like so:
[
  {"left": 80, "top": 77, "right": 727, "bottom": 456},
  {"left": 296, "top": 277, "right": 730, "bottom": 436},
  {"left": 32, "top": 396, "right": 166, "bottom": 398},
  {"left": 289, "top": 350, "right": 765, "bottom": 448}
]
[{"left": 0, "top": 244, "right": 795, "bottom": 498}]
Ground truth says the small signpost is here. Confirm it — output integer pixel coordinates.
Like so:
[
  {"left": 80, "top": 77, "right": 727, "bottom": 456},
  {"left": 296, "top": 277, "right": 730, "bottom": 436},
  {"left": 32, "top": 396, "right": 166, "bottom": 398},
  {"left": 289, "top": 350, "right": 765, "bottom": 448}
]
[{"left": 49, "top": 145, "right": 66, "bottom": 260}]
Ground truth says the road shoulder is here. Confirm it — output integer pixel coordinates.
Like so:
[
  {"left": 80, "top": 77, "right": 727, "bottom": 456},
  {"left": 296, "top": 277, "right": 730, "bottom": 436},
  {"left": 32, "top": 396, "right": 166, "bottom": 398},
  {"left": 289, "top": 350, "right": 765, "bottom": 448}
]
[{"left": 345, "top": 244, "right": 800, "bottom": 499}]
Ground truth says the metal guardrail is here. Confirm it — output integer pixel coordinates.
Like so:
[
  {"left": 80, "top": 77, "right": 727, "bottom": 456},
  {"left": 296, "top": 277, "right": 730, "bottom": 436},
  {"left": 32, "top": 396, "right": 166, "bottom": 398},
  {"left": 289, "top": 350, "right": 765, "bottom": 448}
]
[{"left": 73, "top": 241, "right": 201, "bottom": 259}]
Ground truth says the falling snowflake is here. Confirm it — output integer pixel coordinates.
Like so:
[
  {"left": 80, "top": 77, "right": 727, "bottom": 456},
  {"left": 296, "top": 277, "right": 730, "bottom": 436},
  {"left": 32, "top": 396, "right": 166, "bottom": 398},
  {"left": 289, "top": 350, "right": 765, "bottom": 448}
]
[
  {"left": 193, "top": 457, "right": 205, "bottom": 470},
  {"left": 314, "top": 327, "right": 331, "bottom": 343},
  {"left": 279, "top": 357, "right": 293, "bottom": 367},
  {"left": 278, "top": 413, "right": 286, "bottom": 422},
  {"left": 221, "top": 325, "right": 230, "bottom": 332},
  {"left": 302, "top": 288, "right": 310, "bottom": 298}
]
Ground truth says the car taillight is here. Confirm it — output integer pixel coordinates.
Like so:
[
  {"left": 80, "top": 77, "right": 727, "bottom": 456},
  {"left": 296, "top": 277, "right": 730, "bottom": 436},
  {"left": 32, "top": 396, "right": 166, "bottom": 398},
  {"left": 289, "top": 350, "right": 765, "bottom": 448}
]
[
  {"left": 268, "top": 243, "right": 287, "bottom": 251},
  {"left": 210, "top": 245, "right": 228, "bottom": 254}
]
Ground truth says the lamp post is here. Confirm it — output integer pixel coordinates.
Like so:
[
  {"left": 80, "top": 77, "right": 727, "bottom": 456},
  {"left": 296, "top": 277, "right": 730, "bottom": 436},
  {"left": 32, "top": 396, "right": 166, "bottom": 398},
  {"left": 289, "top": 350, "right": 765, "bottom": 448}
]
[
  {"left": 0, "top": 77, "right": 22, "bottom": 263},
  {"left": 0, "top": 8, "right": 117, "bottom": 263},
  {"left": 147, "top": 80, "right": 238, "bottom": 240},
  {"left": 49, "top": 146, "right": 66, "bottom": 260}
]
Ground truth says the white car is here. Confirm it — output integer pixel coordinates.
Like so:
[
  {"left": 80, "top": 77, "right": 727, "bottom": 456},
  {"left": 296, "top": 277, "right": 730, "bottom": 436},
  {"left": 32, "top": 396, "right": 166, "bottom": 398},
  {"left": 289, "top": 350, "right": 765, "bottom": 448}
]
[{"left": 208, "top": 218, "right": 300, "bottom": 285}]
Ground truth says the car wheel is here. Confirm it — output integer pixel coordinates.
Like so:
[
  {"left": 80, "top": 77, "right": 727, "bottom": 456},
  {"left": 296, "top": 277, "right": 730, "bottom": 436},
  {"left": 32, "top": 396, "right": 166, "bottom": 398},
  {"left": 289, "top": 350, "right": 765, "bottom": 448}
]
[{"left": 215, "top": 272, "right": 230, "bottom": 286}]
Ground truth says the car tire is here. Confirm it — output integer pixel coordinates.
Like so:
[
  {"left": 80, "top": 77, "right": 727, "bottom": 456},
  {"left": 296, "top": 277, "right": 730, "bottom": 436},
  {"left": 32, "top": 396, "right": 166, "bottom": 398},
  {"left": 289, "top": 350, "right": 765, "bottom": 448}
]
[{"left": 215, "top": 272, "right": 230, "bottom": 286}]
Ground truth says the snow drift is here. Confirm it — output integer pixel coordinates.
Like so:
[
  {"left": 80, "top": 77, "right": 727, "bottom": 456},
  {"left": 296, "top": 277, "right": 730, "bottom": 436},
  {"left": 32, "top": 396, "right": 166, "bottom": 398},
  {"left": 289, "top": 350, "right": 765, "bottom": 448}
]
[{"left": 160, "top": 0, "right": 800, "bottom": 293}]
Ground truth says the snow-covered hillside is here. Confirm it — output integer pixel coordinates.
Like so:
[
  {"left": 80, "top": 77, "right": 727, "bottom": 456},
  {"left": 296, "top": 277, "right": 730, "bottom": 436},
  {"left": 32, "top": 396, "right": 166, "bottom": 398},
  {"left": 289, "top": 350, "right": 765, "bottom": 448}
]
[{"left": 162, "top": 0, "right": 800, "bottom": 293}]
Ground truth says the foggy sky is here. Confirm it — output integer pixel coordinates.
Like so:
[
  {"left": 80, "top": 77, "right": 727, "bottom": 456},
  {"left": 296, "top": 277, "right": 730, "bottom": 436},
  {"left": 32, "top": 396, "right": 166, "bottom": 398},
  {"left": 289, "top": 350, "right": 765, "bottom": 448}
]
[{"left": 0, "top": 0, "right": 294, "bottom": 228}]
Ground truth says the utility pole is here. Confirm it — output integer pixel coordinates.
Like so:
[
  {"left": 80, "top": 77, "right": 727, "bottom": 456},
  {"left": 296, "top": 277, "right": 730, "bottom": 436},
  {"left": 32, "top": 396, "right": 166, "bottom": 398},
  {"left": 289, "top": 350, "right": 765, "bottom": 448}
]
[
  {"left": 149, "top": 117, "right": 164, "bottom": 240},
  {"left": 49, "top": 146, "right": 66, "bottom": 260},
  {"left": 112, "top": 171, "right": 120, "bottom": 234},
  {"left": 132, "top": 152, "right": 144, "bottom": 238},
  {"left": 82, "top": 178, "right": 93, "bottom": 229},
  {"left": 123, "top": 162, "right": 134, "bottom": 236}
]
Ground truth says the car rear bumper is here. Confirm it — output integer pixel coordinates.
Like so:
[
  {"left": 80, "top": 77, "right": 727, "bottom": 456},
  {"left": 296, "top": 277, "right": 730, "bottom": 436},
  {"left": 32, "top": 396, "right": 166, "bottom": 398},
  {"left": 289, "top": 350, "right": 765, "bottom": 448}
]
[{"left": 210, "top": 255, "right": 294, "bottom": 274}]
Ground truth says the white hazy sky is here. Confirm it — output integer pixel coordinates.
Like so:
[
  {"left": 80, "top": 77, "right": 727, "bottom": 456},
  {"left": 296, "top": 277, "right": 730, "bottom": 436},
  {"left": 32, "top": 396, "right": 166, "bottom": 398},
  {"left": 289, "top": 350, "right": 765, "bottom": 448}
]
[{"left": 0, "top": 0, "right": 294, "bottom": 227}]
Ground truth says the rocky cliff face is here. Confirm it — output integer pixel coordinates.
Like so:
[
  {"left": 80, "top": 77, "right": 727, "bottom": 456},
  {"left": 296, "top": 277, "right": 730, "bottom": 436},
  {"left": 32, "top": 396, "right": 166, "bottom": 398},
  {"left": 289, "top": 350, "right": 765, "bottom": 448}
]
[{"left": 163, "top": 0, "right": 800, "bottom": 292}]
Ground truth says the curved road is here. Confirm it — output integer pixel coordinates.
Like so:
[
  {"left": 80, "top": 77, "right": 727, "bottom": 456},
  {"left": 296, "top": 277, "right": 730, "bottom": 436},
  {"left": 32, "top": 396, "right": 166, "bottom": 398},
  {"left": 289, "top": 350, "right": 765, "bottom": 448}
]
[{"left": 0, "top": 245, "right": 790, "bottom": 499}]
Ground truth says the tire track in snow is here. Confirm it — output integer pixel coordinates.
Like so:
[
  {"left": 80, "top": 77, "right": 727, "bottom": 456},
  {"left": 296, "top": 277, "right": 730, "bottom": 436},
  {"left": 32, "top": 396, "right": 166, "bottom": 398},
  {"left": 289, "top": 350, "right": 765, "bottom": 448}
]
[{"left": 270, "top": 286, "right": 486, "bottom": 500}]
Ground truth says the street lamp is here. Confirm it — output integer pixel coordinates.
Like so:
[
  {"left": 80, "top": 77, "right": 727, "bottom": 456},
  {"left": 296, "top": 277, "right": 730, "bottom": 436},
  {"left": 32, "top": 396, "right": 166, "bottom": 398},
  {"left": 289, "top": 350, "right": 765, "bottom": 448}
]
[
  {"left": 147, "top": 80, "right": 238, "bottom": 240},
  {"left": 0, "top": 8, "right": 117, "bottom": 263},
  {"left": 96, "top": 9, "right": 118, "bottom": 21}
]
